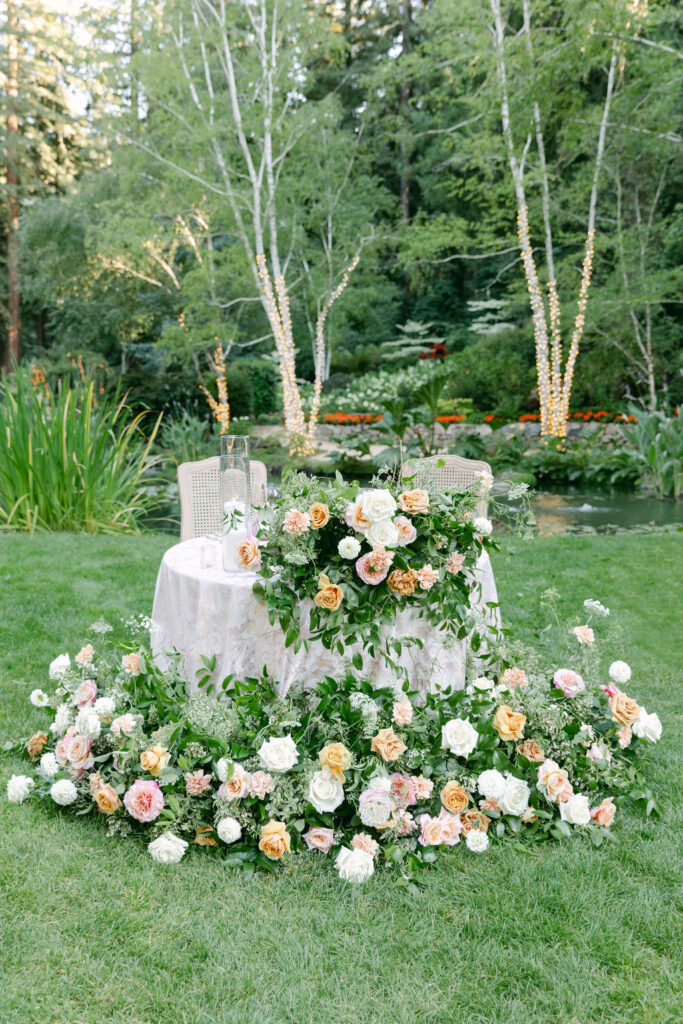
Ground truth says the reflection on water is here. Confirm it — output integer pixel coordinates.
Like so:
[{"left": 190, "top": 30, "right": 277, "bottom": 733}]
[{"left": 531, "top": 488, "right": 683, "bottom": 536}]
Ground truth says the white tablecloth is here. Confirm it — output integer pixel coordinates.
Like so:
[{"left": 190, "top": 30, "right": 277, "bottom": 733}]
[{"left": 150, "top": 538, "right": 501, "bottom": 698}]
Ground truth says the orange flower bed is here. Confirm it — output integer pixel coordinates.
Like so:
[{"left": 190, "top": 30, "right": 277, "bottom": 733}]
[{"left": 322, "top": 413, "right": 383, "bottom": 425}]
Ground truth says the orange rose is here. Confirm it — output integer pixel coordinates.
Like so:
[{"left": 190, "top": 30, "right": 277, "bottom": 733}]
[
  {"left": 27, "top": 731, "right": 48, "bottom": 759},
  {"left": 235, "top": 538, "right": 260, "bottom": 569},
  {"left": 609, "top": 692, "right": 640, "bottom": 727},
  {"left": 318, "top": 742, "right": 352, "bottom": 782},
  {"left": 387, "top": 568, "right": 419, "bottom": 596},
  {"left": 398, "top": 489, "right": 430, "bottom": 514},
  {"left": 516, "top": 739, "right": 545, "bottom": 762},
  {"left": 370, "top": 727, "right": 407, "bottom": 762},
  {"left": 258, "top": 819, "right": 291, "bottom": 860},
  {"left": 460, "top": 809, "right": 491, "bottom": 834},
  {"left": 493, "top": 704, "right": 526, "bottom": 742},
  {"left": 440, "top": 781, "right": 470, "bottom": 814},
  {"left": 309, "top": 502, "right": 330, "bottom": 529},
  {"left": 314, "top": 574, "right": 343, "bottom": 611},
  {"left": 94, "top": 783, "right": 121, "bottom": 815},
  {"left": 140, "top": 744, "right": 171, "bottom": 777}
]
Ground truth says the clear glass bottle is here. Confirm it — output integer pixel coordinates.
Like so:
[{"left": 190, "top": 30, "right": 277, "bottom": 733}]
[{"left": 219, "top": 435, "right": 251, "bottom": 572}]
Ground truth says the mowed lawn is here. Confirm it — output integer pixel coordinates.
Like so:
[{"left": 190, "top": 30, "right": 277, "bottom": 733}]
[{"left": 0, "top": 532, "right": 681, "bottom": 1024}]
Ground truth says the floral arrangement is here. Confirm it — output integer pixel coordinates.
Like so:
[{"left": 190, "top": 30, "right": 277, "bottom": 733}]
[
  {"left": 251, "top": 469, "right": 496, "bottom": 674},
  {"left": 6, "top": 596, "right": 661, "bottom": 883}
]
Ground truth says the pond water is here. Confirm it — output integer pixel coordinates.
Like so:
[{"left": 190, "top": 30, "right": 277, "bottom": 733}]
[{"left": 526, "top": 487, "right": 682, "bottom": 536}]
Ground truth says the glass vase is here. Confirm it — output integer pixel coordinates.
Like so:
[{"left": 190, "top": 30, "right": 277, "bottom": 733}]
[{"left": 219, "top": 435, "right": 251, "bottom": 573}]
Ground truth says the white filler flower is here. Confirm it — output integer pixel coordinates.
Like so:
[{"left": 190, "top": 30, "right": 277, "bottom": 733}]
[
  {"left": 584, "top": 599, "right": 610, "bottom": 617},
  {"left": 441, "top": 718, "right": 478, "bottom": 758},
  {"left": 609, "top": 661, "right": 632, "bottom": 684},
  {"left": 49, "top": 654, "right": 71, "bottom": 680},
  {"left": 148, "top": 833, "right": 189, "bottom": 864},
  {"left": 216, "top": 817, "right": 242, "bottom": 844},
  {"left": 338, "top": 537, "right": 361, "bottom": 560},
  {"left": 336, "top": 847, "right": 375, "bottom": 883},
  {"left": 94, "top": 697, "right": 116, "bottom": 718},
  {"left": 472, "top": 516, "right": 493, "bottom": 536},
  {"left": 258, "top": 735, "right": 299, "bottom": 773},
  {"left": 29, "top": 689, "right": 49, "bottom": 707},
  {"left": 7, "top": 775, "right": 35, "bottom": 804},
  {"left": 466, "top": 830, "right": 489, "bottom": 853},
  {"left": 50, "top": 779, "right": 78, "bottom": 806},
  {"left": 308, "top": 768, "right": 344, "bottom": 814}
]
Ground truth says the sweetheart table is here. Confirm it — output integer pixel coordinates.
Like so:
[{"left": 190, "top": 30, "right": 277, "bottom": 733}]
[{"left": 150, "top": 537, "right": 501, "bottom": 698}]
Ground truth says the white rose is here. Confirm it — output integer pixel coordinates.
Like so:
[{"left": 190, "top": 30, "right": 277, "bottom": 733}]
[
  {"left": 466, "top": 829, "right": 489, "bottom": 853},
  {"left": 609, "top": 660, "right": 631, "bottom": 684},
  {"left": 49, "top": 654, "right": 71, "bottom": 680},
  {"left": 477, "top": 769, "right": 506, "bottom": 801},
  {"left": 50, "top": 703, "right": 73, "bottom": 737},
  {"left": 308, "top": 768, "right": 344, "bottom": 813},
  {"left": 148, "top": 833, "right": 188, "bottom": 864},
  {"left": 6, "top": 774, "right": 35, "bottom": 804},
  {"left": 359, "top": 489, "right": 397, "bottom": 524},
  {"left": 560, "top": 793, "right": 591, "bottom": 826},
  {"left": 365, "top": 518, "right": 399, "bottom": 549},
  {"left": 216, "top": 817, "right": 242, "bottom": 844},
  {"left": 632, "top": 708, "right": 662, "bottom": 743},
  {"left": 338, "top": 537, "right": 361, "bottom": 559},
  {"left": 498, "top": 775, "right": 530, "bottom": 816},
  {"left": 39, "top": 752, "right": 59, "bottom": 778},
  {"left": 441, "top": 718, "right": 478, "bottom": 758},
  {"left": 30, "top": 689, "right": 49, "bottom": 707},
  {"left": 75, "top": 708, "right": 101, "bottom": 739},
  {"left": 94, "top": 697, "right": 116, "bottom": 718},
  {"left": 336, "top": 847, "right": 375, "bottom": 883},
  {"left": 473, "top": 676, "right": 494, "bottom": 692},
  {"left": 50, "top": 779, "right": 78, "bottom": 806},
  {"left": 215, "top": 757, "right": 231, "bottom": 783},
  {"left": 258, "top": 734, "right": 299, "bottom": 773},
  {"left": 472, "top": 516, "right": 493, "bottom": 537}
]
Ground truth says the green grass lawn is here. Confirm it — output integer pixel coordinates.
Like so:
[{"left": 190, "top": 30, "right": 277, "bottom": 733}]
[{"left": 1, "top": 532, "right": 681, "bottom": 1024}]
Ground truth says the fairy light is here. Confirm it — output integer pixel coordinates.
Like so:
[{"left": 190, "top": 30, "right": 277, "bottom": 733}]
[
  {"left": 547, "top": 280, "right": 563, "bottom": 436},
  {"left": 561, "top": 229, "right": 595, "bottom": 422},
  {"left": 517, "top": 206, "right": 553, "bottom": 435},
  {"left": 199, "top": 345, "right": 230, "bottom": 434}
]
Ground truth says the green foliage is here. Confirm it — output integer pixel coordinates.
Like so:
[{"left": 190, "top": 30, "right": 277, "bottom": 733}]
[
  {"left": 221, "top": 359, "right": 281, "bottom": 419},
  {"left": 158, "top": 408, "right": 216, "bottom": 469},
  {"left": 0, "top": 370, "right": 161, "bottom": 532},
  {"left": 619, "top": 408, "right": 683, "bottom": 499},
  {"left": 444, "top": 333, "right": 536, "bottom": 418},
  {"left": 514, "top": 437, "right": 640, "bottom": 490}
]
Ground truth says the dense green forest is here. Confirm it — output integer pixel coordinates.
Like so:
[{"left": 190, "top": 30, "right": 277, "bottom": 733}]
[{"left": 1, "top": 0, "right": 681, "bottom": 420}]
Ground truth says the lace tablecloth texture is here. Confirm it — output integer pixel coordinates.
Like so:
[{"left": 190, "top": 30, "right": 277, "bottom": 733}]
[{"left": 150, "top": 538, "right": 501, "bottom": 698}]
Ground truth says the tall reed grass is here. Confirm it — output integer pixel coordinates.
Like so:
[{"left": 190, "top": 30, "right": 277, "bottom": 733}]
[{"left": 0, "top": 370, "right": 162, "bottom": 532}]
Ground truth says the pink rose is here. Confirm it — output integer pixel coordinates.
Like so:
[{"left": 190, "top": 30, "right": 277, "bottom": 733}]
[
  {"left": 68, "top": 734, "right": 94, "bottom": 772},
  {"left": 591, "top": 797, "right": 616, "bottom": 827},
  {"left": 437, "top": 808, "right": 462, "bottom": 846},
  {"left": 75, "top": 644, "right": 94, "bottom": 667},
  {"left": 303, "top": 827, "right": 335, "bottom": 854},
  {"left": 416, "top": 564, "right": 439, "bottom": 590},
  {"left": 248, "top": 770, "right": 275, "bottom": 799},
  {"left": 418, "top": 814, "right": 443, "bottom": 846},
  {"left": 352, "top": 833, "right": 379, "bottom": 857},
  {"left": 412, "top": 775, "right": 434, "bottom": 800},
  {"left": 356, "top": 553, "right": 389, "bottom": 586},
  {"left": 395, "top": 516, "right": 417, "bottom": 546},
  {"left": 572, "top": 625, "right": 594, "bottom": 645},
  {"left": 185, "top": 770, "right": 212, "bottom": 795},
  {"left": 122, "top": 653, "right": 141, "bottom": 676},
  {"left": 74, "top": 679, "right": 97, "bottom": 709},
  {"left": 553, "top": 668, "right": 586, "bottom": 698},
  {"left": 123, "top": 779, "right": 164, "bottom": 822},
  {"left": 446, "top": 551, "right": 464, "bottom": 575},
  {"left": 601, "top": 682, "right": 619, "bottom": 698},
  {"left": 111, "top": 713, "right": 136, "bottom": 737},
  {"left": 392, "top": 700, "right": 413, "bottom": 726},
  {"left": 390, "top": 773, "right": 416, "bottom": 809},
  {"left": 283, "top": 509, "right": 310, "bottom": 535},
  {"left": 55, "top": 728, "right": 76, "bottom": 765}
]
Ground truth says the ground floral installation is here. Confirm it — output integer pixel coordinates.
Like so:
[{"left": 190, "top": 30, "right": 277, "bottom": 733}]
[{"left": 6, "top": 592, "right": 662, "bottom": 884}]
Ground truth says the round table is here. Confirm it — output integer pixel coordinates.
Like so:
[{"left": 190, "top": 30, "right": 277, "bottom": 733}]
[{"left": 150, "top": 537, "right": 501, "bottom": 698}]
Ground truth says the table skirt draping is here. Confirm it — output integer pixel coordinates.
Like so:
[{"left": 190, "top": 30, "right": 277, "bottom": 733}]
[{"left": 150, "top": 538, "right": 501, "bottom": 699}]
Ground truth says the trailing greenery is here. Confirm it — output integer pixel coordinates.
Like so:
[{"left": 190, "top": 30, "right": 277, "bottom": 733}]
[{"left": 0, "top": 370, "right": 161, "bottom": 533}]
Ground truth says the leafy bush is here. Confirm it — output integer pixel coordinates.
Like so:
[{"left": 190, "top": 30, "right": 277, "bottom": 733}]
[
  {"left": 619, "top": 407, "right": 682, "bottom": 499},
  {"left": 0, "top": 370, "right": 161, "bottom": 532},
  {"left": 515, "top": 437, "right": 639, "bottom": 489},
  {"left": 221, "top": 358, "right": 281, "bottom": 418},
  {"left": 159, "top": 408, "right": 216, "bottom": 468},
  {"left": 445, "top": 332, "right": 536, "bottom": 417}
]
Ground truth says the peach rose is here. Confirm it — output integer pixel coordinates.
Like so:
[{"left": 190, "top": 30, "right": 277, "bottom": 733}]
[
  {"left": 352, "top": 833, "right": 379, "bottom": 857},
  {"left": 387, "top": 568, "right": 419, "bottom": 596},
  {"left": 500, "top": 668, "right": 528, "bottom": 689},
  {"left": 123, "top": 779, "right": 164, "bottom": 822},
  {"left": 303, "top": 826, "right": 335, "bottom": 854},
  {"left": 309, "top": 502, "right": 330, "bottom": 529},
  {"left": 318, "top": 742, "right": 352, "bottom": 782},
  {"left": 94, "top": 783, "right": 121, "bottom": 815},
  {"left": 370, "top": 727, "right": 407, "bottom": 762},
  {"left": 68, "top": 734, "right": 94, "bottom": 772},
  {"left": 392, "top": 700, "right": 413, "bottom": 726},
  {"left": 235, "top": 537, "right": 260, "bottom": 569},
  {"left": 140, "top": 744, "right": 171, "bottom": 777},
  {"left": 111, "top": 713, "right": 136, "bottom": 737},
  {"left": 516, "top": 739, "right": 545, "bottom": 763},
  {"left": 398, "top": 489, "right": 430, "bottom": 514},
  {"left": 418, "top": 814, "right": 443, "bottom": 846},
  {"left": 395, "top": 516, "right": 417, "bottom": 545},
  {"left": 617, "top": 724, "right": 632, "bottom": 748},
  {"left": 194, "top": 826, "right": 218, "bottom": 846},
  {"left": 75, "top": 644, "right": 94, "bottom": 667},
  {"left": 437, "top": 808, "right": 462, "bottom": 846},
  {"left": 591, "top": 797, "right": 616, "bottom": 827},
  {"left": 538, "top": 759, "right": 571, "bottom": 803},
  {"left": 74, "top": 678, "right": 97, "bottom": 709},
  {"left": 55, "top": 728, "right": 75, "bottom": 765},
  {"left": 122, "top": 653, "right": 141, "bottom": 676},
  {"left": 258, "top": 819, "right": 291, "bottom": 860},
  {"left": 493, "top": 704, "right": 526, "bottom": 742},
  {"left": 416, "top": 564, "right": 439, "bottom": 590},
  {"left": 609, "top": 691, "right": 640, "bottom": 727},
  {"left": 459, "top": 809, "right": 491, "bottom": 834},
  {"left": 219, "top": 763, "right": 249, "bottom": 800},
  {"left": 314, "top": 573, "right": 343, "bottom": 612},
  {"left": 441, "top": 781, "right": 470, "bottom": 814},
  {"left": 27, "top": 731, "right": 48, "bottom": 759},
  {"left": 368, "top": 547, "right": 394, "bottom": 573}
]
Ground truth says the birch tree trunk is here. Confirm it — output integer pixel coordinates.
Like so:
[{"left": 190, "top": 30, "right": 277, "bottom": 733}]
[{"left": 4, "top": 0, "right": 20, "bottom": 372}]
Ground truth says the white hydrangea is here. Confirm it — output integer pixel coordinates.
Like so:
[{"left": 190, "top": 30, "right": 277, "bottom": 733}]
[
  {"left": 75, "top": 708, "right": 101, "bottom": 739},
  {"left": 216, "top": 817, "right": 242, "bottom": 844},
  {"left": 336, "top": 847, "right": 375, "bottom": 883},
  {"left": 49, "top": 654, "right": 71, "bottom": 680},
  {"left": 609, "top": 661, "right": 631, "bottom": 684},
  {"left": 584, "top": 599, "right": 610, "bottom": 617},
  {"left": 472, "top": 516, "right": 493, "bottom": 537},
  {"left": 94, "top": 697, "right": 116, "bottom": 718},
  {"left": 466, "top": 829, "right": 489, "bottom": 852},
  {"left": 148, "top": 833, "right": 188, "bottom": 864},
  {"left": 39, "top": 752, "right": 60, "bottom": 778},
  {"left": 50, "top": 779, "right": 78, "bottom": 806},
  {"left": 6, "top": 774, "right": 35, "bottom": 804},
  {"left": 632, "top": 708, "right": 662, "bottom": 743},
  {"left": 477, "top": 769, "right": 506, "bottom": 801},
  {"left": 29, "top": 689, "right": 49, "bottom": 707},
  {"left": 338, "top": 536, "right": 361, "bottom": 560}
]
